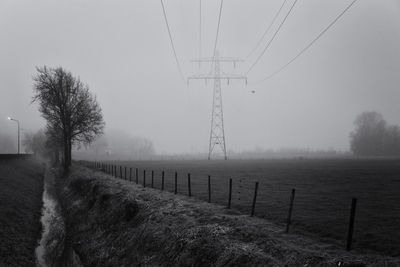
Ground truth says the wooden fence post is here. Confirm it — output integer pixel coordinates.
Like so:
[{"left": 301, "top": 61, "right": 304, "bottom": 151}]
[
  {"left": 286, "top": 189, "right": 296, "bottom": 233},
  {"left": 120, "top": 166, "right": 122, "bottom": 179},
  {"left": 136, "top": 168, "right": 138, "bottom": 184},
  {"left": 161, "top": 171, "right": 165, "bottom": 191},
  {"left": 188, "top": 173, "right": 191, "bottom": 197},
  {"left": 251, "top": 182, "right": 259, "bottom": 217},
  {"left": 208, "top": 175, "right": 211, "bottom": 203},
  {"left": 129, "top": 167, "right": 132, "bottom": 181},
  {"left": 124, "top": 167, "right": 127, "bottom": 180},
  {"left": 346, "top": 198, "right": 357, "bottom": 251},
  {"left": 151, "top": 171, "right": 154, "bottom": 188},
  {"left": 228, "top": 178, "right": 232, "bottom": 209},
  {"left": 174, "top": 172, "right": 177, "bottom": 194},
  {"left": 143, "top": 170, "right": 146, "bottom": 187}
]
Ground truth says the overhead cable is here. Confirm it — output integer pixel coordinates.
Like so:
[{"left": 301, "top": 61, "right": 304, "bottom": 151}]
[
  {"left": 160, "top": 0, "right": 186, "bottom": 82},
  {"left": 246, "top": 0, "right": 289, "bottom": 59},
  {"left": 246, "top": 0, "right": 299, "bottom": 75},
  {"left": 252, "top": 0, "right": 358, "bottom": 84},
  {"left": 211, "top": 0, "right": 224, "bottom": 63}
]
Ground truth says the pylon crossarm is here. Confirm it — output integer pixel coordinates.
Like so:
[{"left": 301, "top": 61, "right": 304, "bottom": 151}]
[
  {"left": 190, "top": 57, "right": 244, "bottom": 63},
  {"left": 188, "top": 75, "right": 246, "bottom": 80}
]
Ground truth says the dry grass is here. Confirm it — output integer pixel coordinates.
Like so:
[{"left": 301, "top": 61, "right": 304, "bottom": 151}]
[
  {"left": 58, "top": 165, "right": 399, "bottom": 266},
  {"left": 0, "top": 156, "right": 44, "bottom": 266}
]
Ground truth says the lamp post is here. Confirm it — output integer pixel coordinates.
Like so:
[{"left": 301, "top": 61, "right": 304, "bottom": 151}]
[{"left": 7, "top": 117, "right": 20, "bottom": 154}]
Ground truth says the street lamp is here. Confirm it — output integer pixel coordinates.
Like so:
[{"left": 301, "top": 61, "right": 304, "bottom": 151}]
[{"left": 7, "top": 116, "right": 20, "bottom": 154}]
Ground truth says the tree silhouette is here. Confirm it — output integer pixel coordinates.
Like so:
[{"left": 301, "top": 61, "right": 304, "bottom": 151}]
[
  {"left": 350, "top": 111, "right": 400, "bottom": 157},
  {"left": 33, "top": 66, "right": 104, "bottom": 171}
]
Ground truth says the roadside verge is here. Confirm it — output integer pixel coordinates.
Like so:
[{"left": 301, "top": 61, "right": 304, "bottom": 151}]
[{"left": 0, "top": 157, "right": 44, "bottom": 266}]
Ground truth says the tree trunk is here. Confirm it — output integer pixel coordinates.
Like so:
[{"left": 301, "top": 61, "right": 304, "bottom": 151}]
[
  {"left": 68, "top": 138, "right": 72, "bottom": 168},
  {"left": 63, "top": 141, "right": 68, "bottom": 172},
  {"left": 63, "top": 137, "right": 71, "bottom": 173}
]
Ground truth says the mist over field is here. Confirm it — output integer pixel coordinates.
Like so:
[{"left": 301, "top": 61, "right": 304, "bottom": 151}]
[
  {"left": 2, "top": 1, "right": 400, "bottom": 265},
  {"left": 1, "top": 0, "right": 400, "bottom": 156}
]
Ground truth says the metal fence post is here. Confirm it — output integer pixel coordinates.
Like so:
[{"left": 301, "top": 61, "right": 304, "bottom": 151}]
[
  {"left": 228, "top": 178, "right": 232, "bottom": 209},
  {"left": 174, "top": 172, "right": 177, "bottom": 194},
  {"left": 188, "top": 173, "right": 191, "bottom": 197},
  {"left": 286, "top": 189, "right": 296, "bottom": 233},
  {"left": 161, "top": 171, "right": 165, "bottom": 191},
  {"left": 251, "top": 182, "right": 259, "bottom": 217},
  {"left": 346, "top": 198, "right": 357, "bottom": 251},
  {"left": 208, "top": 175, "right": 211, "bottom": 203}
]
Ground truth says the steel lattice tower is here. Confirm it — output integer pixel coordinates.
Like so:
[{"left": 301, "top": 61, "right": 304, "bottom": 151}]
[
  {"left": 208, "top": 52, "right": 227, "bottom": 159},
  {"left": 188, "top": 51, "right": 247, "bottom": 160}
]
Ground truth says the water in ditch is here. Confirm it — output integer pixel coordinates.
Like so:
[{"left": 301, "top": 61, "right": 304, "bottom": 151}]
[{"left": 35, "top": 166, "right": 82, "bottom": 267}]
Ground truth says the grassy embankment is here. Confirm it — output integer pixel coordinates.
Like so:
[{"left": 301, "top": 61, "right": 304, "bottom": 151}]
[
  {"left": 97, "top": 159, "right": 400, "bottom": 256},
  {"left": 0, "top": 155, "right": 44, "bottom": 266},
  {"left": 57, "top": 165, "right": 399, "bottom": 266}
]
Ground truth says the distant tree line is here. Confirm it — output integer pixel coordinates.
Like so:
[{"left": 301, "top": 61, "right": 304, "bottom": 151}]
[
  {"left": 350, "top": 111, "right": 400, "bottom": 157},
  {"left": 73, "top": 130, "right": 155, "bottom": 161},
  {"left": 23, "top": 129, "right": 47, "bottom": 157},
  {"left": 0, "top": 134, "right": 15, "bottom": 153}
]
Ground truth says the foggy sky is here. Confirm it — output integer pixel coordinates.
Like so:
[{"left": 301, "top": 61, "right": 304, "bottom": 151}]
[{"left": 1, "top": 0, "right": 399, "bottom": 154}]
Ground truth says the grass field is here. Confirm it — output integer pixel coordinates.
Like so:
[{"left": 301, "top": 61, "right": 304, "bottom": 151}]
[
  {"left": 0, "top": 156, "right": 45, "bottom": 266},
  {"left": 61, "top": 165, "right": 400, "bottom": 266},
  {"left": 94, "top": 158, "right": 400, "bottom": 257}
]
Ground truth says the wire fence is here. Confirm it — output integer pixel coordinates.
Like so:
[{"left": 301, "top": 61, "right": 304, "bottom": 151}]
[{"left": 79, "top": 160, "right": 400, "bottom": 257}]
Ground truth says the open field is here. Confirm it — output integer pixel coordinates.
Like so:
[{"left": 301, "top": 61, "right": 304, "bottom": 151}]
[
  {"left": 59, "top": 165, "right": 400, "bottom": 266},
  {"left": 0, "top": 156, "right": 44, "bottom": 266},
  {"left": 92, "top": 158, "right": 400, "bottom": 257}
]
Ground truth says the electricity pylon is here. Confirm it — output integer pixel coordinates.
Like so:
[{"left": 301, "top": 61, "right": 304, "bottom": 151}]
[{"left": 188, "top": 51, "right": 247, "bottom": 160}]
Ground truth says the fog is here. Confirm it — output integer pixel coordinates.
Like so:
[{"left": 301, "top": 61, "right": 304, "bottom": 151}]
[{"left": 1, "top": 0, "right": 399, "bottom": 155}]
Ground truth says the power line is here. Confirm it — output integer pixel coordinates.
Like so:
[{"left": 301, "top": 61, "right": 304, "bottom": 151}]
[
  {"left": 199, "top": 0, "right": 202, "bottom": 59},
  {"left": 246, "top": 0, "right": 289, "bottom": 59},
  {"left": 160, "top": 0, "right": 185, "bottom": 82},
  {"left": 211, "top": 0, "right": 224, "bottom": 63},
  {"left": 246, "top": 0, "right": 299, "bottom": 75},
  {"left": 199, "top": 0, "right": 202, "bottom": 64},
  {"left": 251, "top": 0, "right": 358, "bottom": 85}
]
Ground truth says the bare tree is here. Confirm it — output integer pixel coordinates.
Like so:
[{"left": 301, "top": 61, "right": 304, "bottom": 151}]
[{"left": 33, "top": 66, "right": 104, "bottom": 171}]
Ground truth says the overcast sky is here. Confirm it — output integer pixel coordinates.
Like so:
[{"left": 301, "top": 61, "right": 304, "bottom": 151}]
[{"left": 0, "top": 0, "right": 399, "bottom": 154}]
